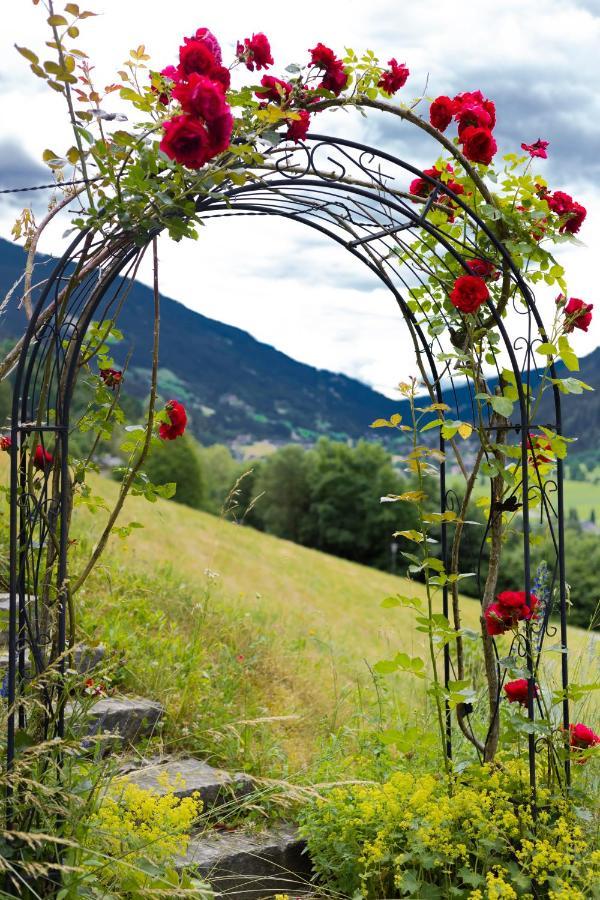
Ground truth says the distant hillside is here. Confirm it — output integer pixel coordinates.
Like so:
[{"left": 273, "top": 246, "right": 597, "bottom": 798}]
[
  {"left": 0, "top": 237, "right": 399, "bottom": 448},
  {"left": 0, "top": 236, "right": 597, "bottom": 453}
]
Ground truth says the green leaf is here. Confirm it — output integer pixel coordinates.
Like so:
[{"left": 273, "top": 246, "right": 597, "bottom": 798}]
[
  {"left": 15, "top": 45, "right": 39, "bottom": 64},
  {"left": 489, "top": 395, "right": 513, "bottom": 418},
  {"left": 535, "top": 342, "right": 557, "bottom": 356},
  {"left": 47, "top": 14, "right": 69, "bottom": 26},
  {"left": 558, "top": 335, "right": 579, "bottom": 372},
  {"left": 381, "top": 594, "right": 422, "bottom": 609}
]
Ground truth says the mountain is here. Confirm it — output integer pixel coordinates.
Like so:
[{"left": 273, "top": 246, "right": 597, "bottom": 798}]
[
  {"left": 0, "top": 236, "right": 597, "bottom": 454},
  {"left": 0, "top": 237, "right": 400, "bottom": 448}
]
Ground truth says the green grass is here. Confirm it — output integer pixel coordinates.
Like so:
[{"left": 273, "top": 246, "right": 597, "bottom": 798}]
[
  {"left": 1, "top": 459, "right": 597, "bottom": 781},
  {"left": 563, "top": 478, "right": 600, "bottom": 520}
]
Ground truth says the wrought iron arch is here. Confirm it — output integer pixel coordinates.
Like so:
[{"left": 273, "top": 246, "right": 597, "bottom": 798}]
[{"left": 5, "top": 133, "right": 570, "bottom": 803}]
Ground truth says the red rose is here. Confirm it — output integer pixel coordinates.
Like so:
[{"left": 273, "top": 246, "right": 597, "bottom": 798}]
[
  {"left": 465, "top": 259, "right": 497, "bottom": 279},
  {"left": 521, "top": 138, "right": 549, "bottom": 159},
  {"left": 563, "top": 201, "right": 586, "bottom": 234},
  {"left": 378, "top": 59, "right": 409, "bottom": 94},
  {"left": 409, "top": 177, "right": 428, "bottom": 197},
  {"left": 207, "top": 110, "right": 233, "bottom": 155},
  {"left": 33, "top": 444, "right": 53, "bottom": 471},
  {"left": 460, "top": 126, "right": 497, "bottom": 165},
  {"left": 159, "top": 400, "right": 188, "bottom": 440},
  {"left": 547, "top": 191, "right": 587, "bottom": 234},
  {"left": 450, "top": 274, "right": 489, "bottom": 314},
  {"left": 211, "top": 66, "right": 231, "bottom": 92},
  {"left": 172, "top": 74, "right": 228, "bottom": 121},
  {"left": 496, "top": 590, "right": 539, "bottom": 623},
  {"left": 308, "top": 42, "right": 337, "bottom": 69},
  {"left": 160, "top": 115, "right": 212, "bottom": 169},
  {"left": 236, "top": 33, "right": 274, "bottom": 71},
  {"left": 429, "top": 96, "right": 454, "bottom": 132},
  {"left": 0, "top": 436, "right": 11, "bottom": 452},
  {"left": 287, "top": 110, "right": 310, "bottom": 142},
  {"left": 456, "top": 102, "right": 493, "bottom": 138},
  {"left": 99, "top": 368, "right": 123, "bottom": 389},
  {"left": 504, "top": 678, "right": 539, "bottom": 705},
  {"left": 321, "top": 59, "right": 348, "bottom": 95},
  {"left": 454, "top": 91, "right": 496, "bottom": 128},
  {"left": 179, "top": 38, "right": 219, "bottom": 78},
  {"left": 255, "top": 75, "right": 293, "bottom": 104},
  {"left": 190, "top": 27, "right": 222, "bottom": 65},
  {"left": 569, "top": 723, "right": 600, "bottom": 749},
  {"left": 484, "top": 602, "right": 513, "bottom": 636},
  {"left": 563, "top": 297, "right": 593, "bottom": 333}
]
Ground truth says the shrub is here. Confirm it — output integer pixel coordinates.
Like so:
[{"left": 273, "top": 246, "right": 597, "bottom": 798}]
[{"left": 299, "top": 761, "right": 599, "bottom": 899}]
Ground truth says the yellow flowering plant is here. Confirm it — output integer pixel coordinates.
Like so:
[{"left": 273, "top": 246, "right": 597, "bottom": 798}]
[{"left": 299, "top": 761, "right": 599, "bottom": 899}]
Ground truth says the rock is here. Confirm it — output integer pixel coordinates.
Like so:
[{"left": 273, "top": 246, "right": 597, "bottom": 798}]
[
  {"left": 180, "top": 824, "right": 312, "bottom": 898},
  {"left": 120, "top": 756, "right": 253, "bottom": 809},
  {"left": 74, "top": 696, "right": 164, "bottom": 745}
]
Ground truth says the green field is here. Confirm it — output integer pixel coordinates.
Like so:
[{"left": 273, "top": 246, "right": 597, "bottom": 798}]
[{"left": 1, "top": 458, "right": 597, "bottom": 773}]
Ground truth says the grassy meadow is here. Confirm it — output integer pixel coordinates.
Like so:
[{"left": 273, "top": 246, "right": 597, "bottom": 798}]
[{"left": 1, "top": 457, "right": 597, "bottom": 780}]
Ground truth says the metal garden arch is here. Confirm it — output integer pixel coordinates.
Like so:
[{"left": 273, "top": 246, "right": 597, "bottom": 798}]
[{"left": 5, "top": 132, "right": 571, "bottom": 806}]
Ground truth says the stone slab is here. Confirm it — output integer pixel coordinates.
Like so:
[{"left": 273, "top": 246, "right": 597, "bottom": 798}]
[
  {"left": 120, "top": 756, "right": 253, "bottom": 808},
  {"left": 74, "top": 696, "right": 164, "bottom": 745},
  {"left": 180, "top": 825, "right": 312, "bottom": 898}
]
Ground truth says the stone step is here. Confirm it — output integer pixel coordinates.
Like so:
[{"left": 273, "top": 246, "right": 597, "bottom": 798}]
[
  {"left": 179, "top": 824, "right": 312, "bottom": 898},
  {"left": 71, "top": 696, "right": 165, "bottom": 746},
  {"left": 118, "top": 756, "right": 253, "bottom": 810}
]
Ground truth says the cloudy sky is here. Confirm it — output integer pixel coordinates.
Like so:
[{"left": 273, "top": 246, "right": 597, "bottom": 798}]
[{"left": 1, "top": 0, "right": 598, "bottom": 395}]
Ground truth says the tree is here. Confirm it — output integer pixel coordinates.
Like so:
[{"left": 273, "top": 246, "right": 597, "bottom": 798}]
[
  {"left": 144, "top": 434, "right": 204, "bottom": 510},
  {"left": 301, "top": 438, "right": 417, "bottom": 569},
  {"left": 254, "top": 445, "right": 315, "bottom": 543}
]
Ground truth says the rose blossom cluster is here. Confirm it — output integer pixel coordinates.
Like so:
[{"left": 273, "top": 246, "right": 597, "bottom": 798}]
[
  {"left": 556, "top": 294, "right": 593, "bottom": 333},
  {"left": 484, "top": 590, "right": 539, "bottom": 637},
  {"left": 159, "top": 399, "right": 187, "bottom": 440},
  {"left": 1, "top": 437, "right": 53, "bottom": 472},
  {"left": 429, "top": 90, "right": 497, "bottom": 166},
  {"left": 157, "top": 28, "right": 233, "bottom": 170}
]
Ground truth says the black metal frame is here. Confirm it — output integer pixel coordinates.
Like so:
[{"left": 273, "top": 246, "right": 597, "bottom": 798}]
[{"left": 3, "top": 133, "right": 570, "bottom": 801}]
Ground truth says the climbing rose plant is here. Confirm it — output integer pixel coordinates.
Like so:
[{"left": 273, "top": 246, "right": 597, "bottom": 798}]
[{"left": 3, "top": 1, "right": 597, "bottom": 787}]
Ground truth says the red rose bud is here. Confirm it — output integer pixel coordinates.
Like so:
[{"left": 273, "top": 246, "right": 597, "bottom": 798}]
[
  {"left": 236, "top": 33, "right": 274, "bottom": 71},
  {"left": 0, "top": 436, "right": 12, "bottom": 452},
  {"left": 429, "top": 95, "right": 454, "bottom": 132},
  {"left": 33, "top": 444, "right": 53, "bottom": 471},
  {"left": 465, "top": 258, "right": 498, "bottom": 280},
  {"left": 159, "top": 399, "right": 188, "bottom": 440},
  {"left": 255, "top": 75, "right": 293, "bottom": 104},
  {"left": 504, "top": 678, "right": 539, "bottom": 705},
  {"left": 287, "top": 110, "right": 310, "bottom": 142},
  {"left": 569, "top": 723, "right": 600, "bottom": 749},
  {"left": 378, "top": 59, "right": 409, "bottom": 95},
  {"left": 460, "top": 126, "right": 497, "bottom": 165},
  {"left": 563, "top": 297, "right": 593, "bottom": 333},
  {"left": 99, "top": 368, "right": 123, "bottom": 390},
  {"left": 521, "top": 138, "right": 549, "bottom": 159},
  {"left": 450, "top": 274, "right": 489, "bottom": 314}
]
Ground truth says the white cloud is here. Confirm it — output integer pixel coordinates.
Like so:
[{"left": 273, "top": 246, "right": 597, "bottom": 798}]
[{"left": 1, "top": 0, "right": 598, "bottom": 394}]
